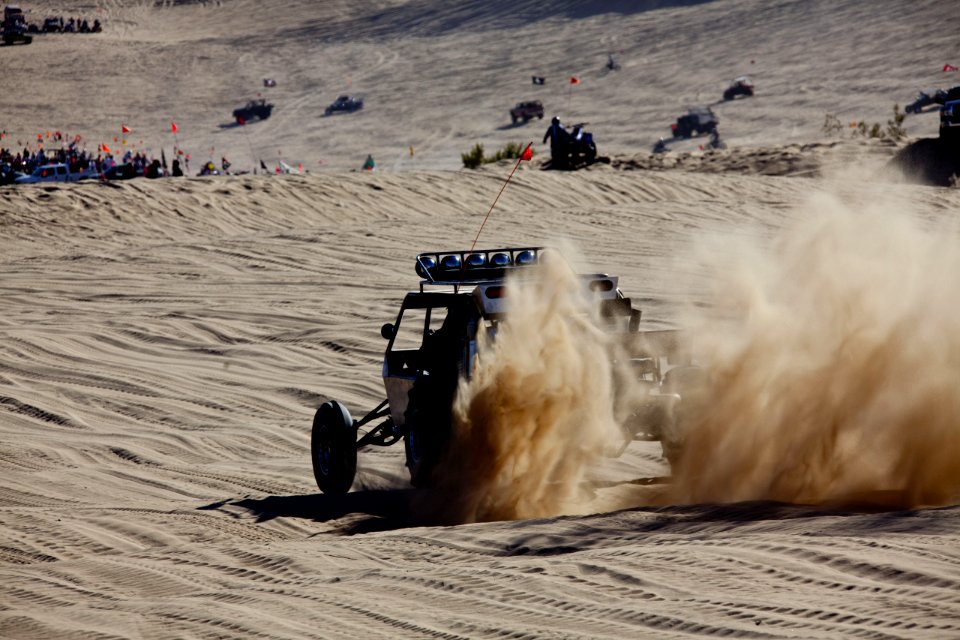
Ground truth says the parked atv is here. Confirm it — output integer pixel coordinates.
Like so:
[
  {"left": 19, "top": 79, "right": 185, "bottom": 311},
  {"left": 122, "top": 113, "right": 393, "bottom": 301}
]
[
  {"left": 722, "top": 76, "right": 754, "bottom": 101},
  {"left": 309, "top": 247, "right": 698, "bottom": 494},
  {"left": 549, "top": 122, "right": 597, "bottom": 169}
]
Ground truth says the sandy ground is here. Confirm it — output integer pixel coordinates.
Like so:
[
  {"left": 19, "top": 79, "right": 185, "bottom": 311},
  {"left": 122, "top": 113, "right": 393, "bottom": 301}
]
[{"left": 2, "top": 1, "right": 960, "bottom": 638}]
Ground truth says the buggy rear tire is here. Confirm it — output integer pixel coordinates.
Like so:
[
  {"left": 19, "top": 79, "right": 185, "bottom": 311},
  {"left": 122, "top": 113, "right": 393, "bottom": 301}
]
[{"left": 311, "top": 401, "right": 357, "bottom": 494}]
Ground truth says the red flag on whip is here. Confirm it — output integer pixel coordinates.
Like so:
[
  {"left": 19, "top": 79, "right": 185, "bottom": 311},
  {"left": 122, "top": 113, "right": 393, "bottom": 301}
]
[
  {"left": 945, "top": 64, "right": 959, "bottom": 72},
  {"left": 468, "top": 140, "right": 534, "bottom": 255},
  {"left": 171, "top": 121, "right": 179, "bottom": 133},
  {"left": 569, "top": 76, "right": 580, "bottom": 85},
  {"left": 121, "top": 124, "right": 131, "bottom": 133}
]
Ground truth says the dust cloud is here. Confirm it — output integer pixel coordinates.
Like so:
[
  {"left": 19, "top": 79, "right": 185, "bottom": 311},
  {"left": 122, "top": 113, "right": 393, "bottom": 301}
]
[
  {"left": 671, "top": 188, "right": 960, "bottom": 508},
  {"left": 434, "top": 185, "right": 960, "bottom": 523},
  {"left": 434, "top": 249, "right": 636, "bottom": 523}
]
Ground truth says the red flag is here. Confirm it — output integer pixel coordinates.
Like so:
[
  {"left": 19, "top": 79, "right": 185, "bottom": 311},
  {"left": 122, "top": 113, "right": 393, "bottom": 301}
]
[
  {"left": 520, "top": 143, "right": 533, "bottom": 161},
  {"left": 944, "top": 64, "right": 959, "bottom": 72},
  {"left": 569, "top": 76, "right": 580, "bottom": 85},
  {"left": 121, "top": 124, "right": 131, "bottom": 133},
  {"left": 171, "top": 121, "right": 178, "bottom": 133},
  {"left": 101, "top": 143, "right": 111, "bottom": 153}
]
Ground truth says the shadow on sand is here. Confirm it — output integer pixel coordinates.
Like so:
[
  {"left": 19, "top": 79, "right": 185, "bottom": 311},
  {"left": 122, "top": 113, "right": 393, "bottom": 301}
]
[{"left": 199, "top": 488, "right": 442, "bottom": 535}]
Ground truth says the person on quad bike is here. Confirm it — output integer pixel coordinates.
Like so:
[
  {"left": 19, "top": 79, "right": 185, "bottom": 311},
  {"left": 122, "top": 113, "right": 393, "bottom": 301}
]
[{"left": 543, "top": 116, "right": 570, "bottom": 165}]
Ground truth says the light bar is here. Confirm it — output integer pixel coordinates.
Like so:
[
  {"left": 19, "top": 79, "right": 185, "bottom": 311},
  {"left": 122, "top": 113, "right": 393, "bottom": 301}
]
[{"left": 415, "top": 247, "right": 543, "bottom": 283}]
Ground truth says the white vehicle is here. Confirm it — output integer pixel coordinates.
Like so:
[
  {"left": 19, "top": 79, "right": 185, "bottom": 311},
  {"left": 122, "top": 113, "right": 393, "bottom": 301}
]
[
  {"left": 15, "top": 163, "right": 73, "bottom": 184},
  {"left": 14, "top": 163, "right": 95, "bottom": 184}
]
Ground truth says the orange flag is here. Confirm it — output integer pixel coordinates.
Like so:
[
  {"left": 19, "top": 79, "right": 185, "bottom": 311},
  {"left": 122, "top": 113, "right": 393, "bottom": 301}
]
[{"left": 102, "top": 143, "right": 111, "bottom": 153}]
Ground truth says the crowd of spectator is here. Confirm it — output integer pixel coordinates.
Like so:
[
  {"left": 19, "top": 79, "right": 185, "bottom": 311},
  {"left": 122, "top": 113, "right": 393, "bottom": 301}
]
[
  {"left": 29, "top": 15, "right": 102, "bottom": 34},
  {"left": 0, "top": 132, "right": 190, "bottom": 184}
]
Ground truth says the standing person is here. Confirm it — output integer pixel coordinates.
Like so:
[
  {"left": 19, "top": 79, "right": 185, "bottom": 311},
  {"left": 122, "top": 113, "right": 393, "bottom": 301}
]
[
  {"left": 171, "top": 158, "right": 183, "bottom": 177},
  {"left": 543, "top": 116, "right": 569, "bottom": 168}
]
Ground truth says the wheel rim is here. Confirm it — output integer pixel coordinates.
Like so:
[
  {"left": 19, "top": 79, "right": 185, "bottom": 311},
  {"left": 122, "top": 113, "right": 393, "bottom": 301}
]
[{"left": 315, "top": 435, "right": 332, "bottom": 476}]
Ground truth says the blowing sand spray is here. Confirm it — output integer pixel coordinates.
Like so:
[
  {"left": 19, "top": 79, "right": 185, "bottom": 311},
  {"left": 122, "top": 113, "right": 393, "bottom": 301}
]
[{"left": 670, "top": 190, "right": 960, "bottom": 507}]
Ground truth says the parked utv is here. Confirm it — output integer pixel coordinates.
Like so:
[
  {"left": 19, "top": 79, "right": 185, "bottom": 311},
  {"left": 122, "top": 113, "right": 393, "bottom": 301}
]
[
  {"left": 510, "top": 100, "right": 544, "bottom": 124},
  {"left": 325, "top": 95, "right": 364, "bottom": 116},
  {"left": 232, "top": 99, "right": 273, "bottom": 124},
  {"left": 1, "top": 5, "right": 31, "bottom": 45},
  {"left": 671, "top": 107, "right": 718, "bottom": 139}
]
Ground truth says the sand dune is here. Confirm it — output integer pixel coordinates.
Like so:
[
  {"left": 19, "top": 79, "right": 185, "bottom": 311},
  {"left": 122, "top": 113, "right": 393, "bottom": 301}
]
[{"left": 2, "top": 0, "right": 960, "bottom": 637}]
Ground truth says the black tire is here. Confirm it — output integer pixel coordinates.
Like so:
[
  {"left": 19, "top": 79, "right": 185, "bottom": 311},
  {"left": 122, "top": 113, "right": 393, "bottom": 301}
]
[
  {"left": 511, "top": 114, "right": 517, "bottom": 124},
  {"left": 311, "top": 400, "right": 357, "bottom": 494},
  {"left": 537, "top": 113, "right": 544, "bottom": 119},
  {"left": 404, "top": 375, "right": 454, "bottom": 487},
  {"left": 723, "top": 90, "right": 733, "bottom": 101},
  {"left": 523, "top": 115, "right": 530, "bottom": 123}
]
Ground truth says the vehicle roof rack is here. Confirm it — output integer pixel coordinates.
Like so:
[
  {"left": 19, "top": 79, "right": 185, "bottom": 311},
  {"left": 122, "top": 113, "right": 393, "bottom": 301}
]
[{"left": 415, "top": 246, "right": 543, "bottom": 291}]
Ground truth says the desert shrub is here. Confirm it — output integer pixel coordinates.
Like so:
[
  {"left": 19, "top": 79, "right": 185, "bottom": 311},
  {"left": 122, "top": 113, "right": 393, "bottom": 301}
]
[
  {"left": 461, "top": 142, "right": 533, "bottom": 168},
  {"left": 850, "top": 105, "right": 907, "bottom": 141},
  {"left": 886, "top": 104, "right": 906, "bottom": 140},
  {"left": 461, "top": 143, "right": 485, "bottom": 169},
  {"left": 488, "top": 142, "right": 530, "bottom": 162}
]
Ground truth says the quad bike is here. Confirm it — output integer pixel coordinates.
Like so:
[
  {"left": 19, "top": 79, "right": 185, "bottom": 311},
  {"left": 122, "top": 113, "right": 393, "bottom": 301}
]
[
  {"left": 551, "top": 123, "right": 597, "bottom": 169},
  {"left": 310, "top": 246, "right": 700, "bottom": 494}
]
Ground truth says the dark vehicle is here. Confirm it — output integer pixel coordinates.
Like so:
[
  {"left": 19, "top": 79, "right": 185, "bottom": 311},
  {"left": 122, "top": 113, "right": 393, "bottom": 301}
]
[
  {"left": 905, "top": 88, "right": 947, "bottom": 114},
  {"left": 671, "top": 106, "right": 718, "bottom": 139},
  {"left": 0, "top": 163, "right": 19, "bottom": 185},
  {"left": 232, "top": 98, "right": 273, "bottom": 124},
  {"left": 309, "top": 247, "right": 698, "bottom": 494},
  {"left": 940, "top": 87, "right": 960, "bottom": 142},
  {"left": 722, "top": 76, "right": 754, "bottom": 101},
  {"left": 324, "top": 95, "right": 363, "bottom": 116},
  {"left": 41, "top": 16, "right": 61, "bottom": 32},
  {"left": 1, "top": 5, "right": 32, "bottom": 45},
  {"left": 100, "top": 163, "right": 137, "bottom": 181},
  {"left": 510, "top": 100, "right": 544, "bottom": 124},
  {"left": 545, "top": 119, "right": 597, "bottom": 169}
]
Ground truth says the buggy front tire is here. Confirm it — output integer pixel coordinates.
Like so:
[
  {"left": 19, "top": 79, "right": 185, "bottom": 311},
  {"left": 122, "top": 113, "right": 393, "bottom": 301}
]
[
  {"left": 403, "top": 376, "right": 452, "bottom": 488},
  {"left": 311, "top": 401, "right": 357, "bottom": 494}
]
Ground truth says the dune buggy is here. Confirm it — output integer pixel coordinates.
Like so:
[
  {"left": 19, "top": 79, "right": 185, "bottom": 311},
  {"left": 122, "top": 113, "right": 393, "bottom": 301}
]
[{"left": 310, "top": 247, "right": 699, "bottom": 494}]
